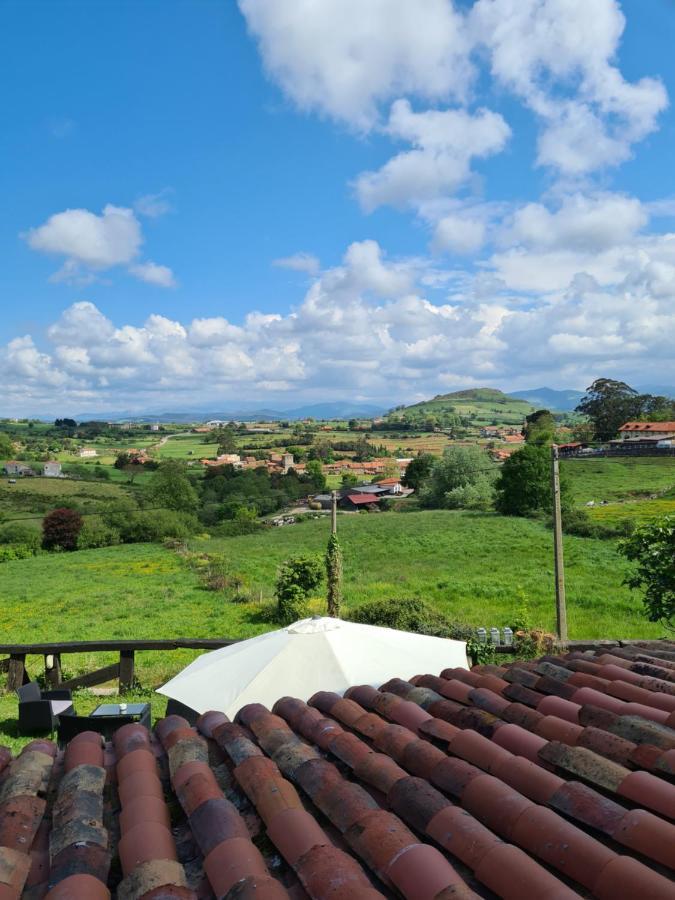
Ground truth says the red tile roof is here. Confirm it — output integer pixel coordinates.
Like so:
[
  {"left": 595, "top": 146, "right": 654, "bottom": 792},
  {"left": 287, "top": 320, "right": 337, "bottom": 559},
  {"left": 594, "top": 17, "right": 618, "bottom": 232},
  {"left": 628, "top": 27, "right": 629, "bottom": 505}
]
[
  {"left": 619, "top": 421, "right": 675, "bottom": 432},
  {"left": 6, "top": 640, "right": 675, "bottom": 897},
  {"left": 344, "top": 493, "right": 380, "bottom": 505}
]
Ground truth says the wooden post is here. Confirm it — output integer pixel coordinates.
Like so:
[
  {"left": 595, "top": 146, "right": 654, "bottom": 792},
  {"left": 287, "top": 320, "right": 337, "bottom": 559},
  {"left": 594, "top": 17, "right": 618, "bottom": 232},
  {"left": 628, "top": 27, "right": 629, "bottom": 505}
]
[
  {"left": 119, "top": 650, "right": 135, "bottom": 693},
  {"left": 331, "top": 491, "right": 338, "bottom": 535},
  {"left": 7, "top": 654, "right": 26, "bottom": 692},
  {"left": 44, "top": 653, "right": 62, "bottom": 688},
  {"left": 551, "top": 445, "right": 568, "bottom": 645}
]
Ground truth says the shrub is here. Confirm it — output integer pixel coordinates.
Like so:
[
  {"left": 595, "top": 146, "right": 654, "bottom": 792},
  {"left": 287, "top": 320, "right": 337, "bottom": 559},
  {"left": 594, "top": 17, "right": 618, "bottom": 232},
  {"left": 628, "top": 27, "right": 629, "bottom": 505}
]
[
  {"left": 77, "top": 519, "right": 121, "bottom": 550},
  {"left": 348, "top": 597, "right": 454, "bottom": 638},
  {"left": 42, "top": 508, "right": 83, "bottom": 551},
  {"left": 561, "top": 508, "right": 634, "bottom": 539},
  {"left": 117, "top": 510, "right": 198, "bottom": 543},
  {"left": 275, "top": 556, "right": 324, "bottom": 625},
  {"left": 0, "top": 523, "right": 41, "bottom": 550},
  {"left": 0, "top": 545, "right": 36, "bottom": 563},
  {"left": 277, "top": 583, "right": 310, "bottom": 625},
  {"left": 620, "top": 515, "right": 675, "bottom": 628}
]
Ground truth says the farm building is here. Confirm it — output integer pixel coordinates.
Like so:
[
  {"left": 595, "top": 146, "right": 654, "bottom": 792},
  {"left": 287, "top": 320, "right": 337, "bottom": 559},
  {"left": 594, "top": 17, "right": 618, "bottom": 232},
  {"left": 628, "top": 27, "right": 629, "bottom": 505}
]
[
  {"left": 43, "top": 460, "right": 62, "bottom": 477},
  {"left": 3, "top": 461, "right": 35, "bottom": 476},
  {"left": 618, "top": 421, "right": 675, "bottom": 441},
  {"left": 339, "top": 492, "right": 381, "bottom": 510},
  {"left": 77, "top": 448, "right": 98, "bottom": 458}
]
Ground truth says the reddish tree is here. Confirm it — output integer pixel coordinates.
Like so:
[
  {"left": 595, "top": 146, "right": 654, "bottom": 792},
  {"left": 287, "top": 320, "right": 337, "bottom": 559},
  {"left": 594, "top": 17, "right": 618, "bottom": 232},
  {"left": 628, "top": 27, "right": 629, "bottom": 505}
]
[{"left": 42, "top": 508, "right": 83, "bottom": 551}]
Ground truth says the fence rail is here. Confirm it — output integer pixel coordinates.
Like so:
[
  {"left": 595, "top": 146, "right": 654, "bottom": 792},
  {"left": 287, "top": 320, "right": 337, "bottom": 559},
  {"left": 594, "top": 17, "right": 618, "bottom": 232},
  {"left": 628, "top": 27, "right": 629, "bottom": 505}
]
[{"left": 0, "top": 638, "right": 238, "bottom": 693}]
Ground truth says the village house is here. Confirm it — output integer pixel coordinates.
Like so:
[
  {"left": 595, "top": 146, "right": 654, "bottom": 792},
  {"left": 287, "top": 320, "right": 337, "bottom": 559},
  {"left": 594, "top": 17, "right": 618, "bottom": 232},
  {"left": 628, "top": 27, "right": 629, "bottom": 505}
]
[
  {"left": 618, "top": 421, "right": 675, "bottom": 442},
  {"left": 3, "top": 461, "right": 35, "bottom": 476},
  {"left": 43, "top": 460, "right": 62, "bottom": 477},
  {"left": 77, "top": 448, "right": 98, "bottom": 458}
]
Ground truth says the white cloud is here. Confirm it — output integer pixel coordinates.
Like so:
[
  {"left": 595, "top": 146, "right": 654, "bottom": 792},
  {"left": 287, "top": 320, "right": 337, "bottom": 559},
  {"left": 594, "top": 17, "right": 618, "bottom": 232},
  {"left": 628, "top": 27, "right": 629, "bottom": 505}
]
[
  {"left": 433, "top": 213, "right": 487, "bottom": 255},
  {"left": 25, "top": 205, "right": 142, "bottom": 269},
  {"left": 470, "top": 0, "right": 668, "bottom": 174},
  {"left": 241, "top": 0, "right": 667, "bottom": 198},
  {"left": 4, "top": 232, "right": 674, "bottom": 413},
  {"left": 134, "top": 189, "right": 173, "bottom": 218},
  {"left": 128, "top": 261, "right": 177, "bottom": 288},
  {"left": 505, "top": 193, "right": 648, "bottom": 252},
  {"left": 238, "top": 0, "right": 471, "bottom": 130},
  {"left": 355, "top": 100, "right": 510, "bottom": 211},
  {"left": 273, "top": 252, "right": 320, "bottom": 275},
  {"left": 24, "top": 203, "right": 176, "bottom": 287}
]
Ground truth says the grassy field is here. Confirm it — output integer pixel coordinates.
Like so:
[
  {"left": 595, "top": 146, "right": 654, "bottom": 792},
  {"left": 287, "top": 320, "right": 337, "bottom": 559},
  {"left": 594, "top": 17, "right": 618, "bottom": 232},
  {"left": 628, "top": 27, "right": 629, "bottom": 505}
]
[
  {"left": 155, "top": 434, "right": 220, "bottom": 459},
  {"left": 0, "top": 476, "right": 133, "bottom": 530},
  {"left": 0, "top": 510, "right": 661, "bottom": 684},
  {"left": 562, "top": 457, "right": 675, "bottom": 503}
]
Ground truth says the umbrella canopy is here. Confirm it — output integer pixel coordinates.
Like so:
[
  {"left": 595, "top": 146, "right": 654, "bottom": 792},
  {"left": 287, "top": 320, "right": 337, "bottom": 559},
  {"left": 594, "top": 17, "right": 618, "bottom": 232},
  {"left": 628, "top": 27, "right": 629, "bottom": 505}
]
[{"left": 158, "top": 616, "right": 469, "bottom": 718}]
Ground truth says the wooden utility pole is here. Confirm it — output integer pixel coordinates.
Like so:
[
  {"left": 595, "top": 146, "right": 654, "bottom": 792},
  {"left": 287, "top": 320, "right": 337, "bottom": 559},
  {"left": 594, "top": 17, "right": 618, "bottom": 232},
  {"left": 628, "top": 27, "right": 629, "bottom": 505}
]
[
  {"left": 550, "top": 445, "right": 568, "bottom": 645},
  {"left": 331, "top": 490, "right": 338, "bottom": 534}
]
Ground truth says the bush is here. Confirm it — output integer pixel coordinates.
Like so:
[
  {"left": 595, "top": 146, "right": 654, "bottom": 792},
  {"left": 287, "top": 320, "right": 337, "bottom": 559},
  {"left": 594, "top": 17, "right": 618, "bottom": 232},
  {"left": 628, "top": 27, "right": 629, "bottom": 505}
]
[
  {"left": 275, "top": 556, "right": 324, "bottom": 624},
  {"left": 0, "top": 523, "right": 41, "bottom": 550},
  {"left": 42, "top": 507, "right": 83, "bottom": 551},
  {"left": 620, "top": 516, "right": 675, "bottom": 628},
  {"left": 77, "top": 519, "right": 121, "bottom": 550},
  {"left": 117, "top": 510, "right": 198, "bottom": 543},
  {"left": 0, "top": 545, "right": 36, "bottom": 563},
  {"left": 561, "top": 508, "right": 634, "bottom": 539},
  {"left": 348, "top": 597, "right": 455, "bottom": 638},
  {"left": 277, "top": 583, "right": 310, "bottom": 625}
]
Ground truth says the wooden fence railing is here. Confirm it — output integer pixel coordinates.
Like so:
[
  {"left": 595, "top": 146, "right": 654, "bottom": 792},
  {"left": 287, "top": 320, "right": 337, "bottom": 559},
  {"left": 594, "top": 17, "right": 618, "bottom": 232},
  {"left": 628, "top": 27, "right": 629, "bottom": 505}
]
[{"left": 0, "top": 638, "right": 238, "bottom": 693}]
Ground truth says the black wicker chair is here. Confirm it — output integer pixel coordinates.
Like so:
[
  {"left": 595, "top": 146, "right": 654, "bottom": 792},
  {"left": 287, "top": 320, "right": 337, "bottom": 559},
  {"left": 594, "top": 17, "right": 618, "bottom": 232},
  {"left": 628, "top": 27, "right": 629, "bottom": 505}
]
[{"left": 17, "top": 682, "right": 74, "bottom": 736}]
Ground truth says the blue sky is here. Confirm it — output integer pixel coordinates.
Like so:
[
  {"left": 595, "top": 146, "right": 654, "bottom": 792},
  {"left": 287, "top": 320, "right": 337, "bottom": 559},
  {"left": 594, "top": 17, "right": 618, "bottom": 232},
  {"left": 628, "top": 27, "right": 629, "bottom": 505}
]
[{"left": 2, "top": 0, "right": 674, "bottom": 414}]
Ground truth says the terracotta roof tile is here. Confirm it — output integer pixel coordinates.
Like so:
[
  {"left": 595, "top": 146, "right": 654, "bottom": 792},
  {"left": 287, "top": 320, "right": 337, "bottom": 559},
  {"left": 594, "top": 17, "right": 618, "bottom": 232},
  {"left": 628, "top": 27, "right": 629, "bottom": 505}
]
[{"left": 11, "top": 641, "right": 675, "bottom": 896}]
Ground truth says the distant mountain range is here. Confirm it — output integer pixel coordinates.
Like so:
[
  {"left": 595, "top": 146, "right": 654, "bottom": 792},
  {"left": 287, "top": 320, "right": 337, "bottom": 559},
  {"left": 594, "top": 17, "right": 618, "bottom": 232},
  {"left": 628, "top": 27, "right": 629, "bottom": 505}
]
[
  {"left": 509, "top": 384, "right": 675, "bottom": 412},
  {"left": 72, "top": 401, "right": 386, "bottom": 423},
  {"left": 56, "top": 383, "right": 675, "bottom": 423},
  {"left": 507, "top": 388, "right": 584, "bottom": 411}
]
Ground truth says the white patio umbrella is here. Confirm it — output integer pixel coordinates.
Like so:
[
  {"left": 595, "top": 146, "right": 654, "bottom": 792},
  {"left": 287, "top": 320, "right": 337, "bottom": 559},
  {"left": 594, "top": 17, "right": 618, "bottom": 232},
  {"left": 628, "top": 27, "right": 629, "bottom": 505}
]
[{"left": 158, "top": 616, "right": 469, "bottom": 718}]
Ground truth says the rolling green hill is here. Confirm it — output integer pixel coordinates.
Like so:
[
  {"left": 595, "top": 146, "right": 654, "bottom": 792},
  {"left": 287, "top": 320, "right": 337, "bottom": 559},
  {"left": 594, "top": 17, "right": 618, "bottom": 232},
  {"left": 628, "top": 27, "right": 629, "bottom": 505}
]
[{"left": 390, "top": 388, "right": 536, "bottom": 427}]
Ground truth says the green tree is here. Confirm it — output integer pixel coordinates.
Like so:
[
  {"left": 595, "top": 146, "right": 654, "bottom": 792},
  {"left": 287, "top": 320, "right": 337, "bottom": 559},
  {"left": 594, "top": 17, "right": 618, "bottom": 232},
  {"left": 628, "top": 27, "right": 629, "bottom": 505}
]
[
  {"left": 575, "top": 379, "right": 643, "bottom": 440},
  {"left": 420, "top": 446, "right": 496, "bottom": 510},
  {"left": 306, "top": 459, "right": 326, "bottom": 492},
  {"left": 619, "top": 516, "right": 675, "bottom": 628},
  {"left": 341, "top": 472, "right": 359, "bottom": 487},
  {"left": 523, "top": 409, "right": 556, "bottom": 445},
  {"left": 147, "top": 460, "right": 198, "bottom": 512},
  {"left": 402, "top": 453, "right": 435, "bottom": 491},
  {"left": 325, "top": 534, "right": 343, "bottom": 617},
  {"left": 495, "top": 444, "right": 569, "bottom": 517},
  {"left": 0, "top": 433, "right": 14, "bottom": 459},
  {"left": 217, "top": 427, "right": 238, "bottom": 455}
]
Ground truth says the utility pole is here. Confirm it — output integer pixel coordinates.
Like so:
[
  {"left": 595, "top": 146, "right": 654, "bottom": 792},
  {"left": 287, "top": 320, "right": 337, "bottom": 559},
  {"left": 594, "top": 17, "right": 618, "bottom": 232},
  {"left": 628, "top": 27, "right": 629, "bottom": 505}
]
[
  {"left": 331, "top": 490, "right": 338, "bottom": 535},
  {"left": 551, "top": 445, "right": 568, "bottom": 645}
]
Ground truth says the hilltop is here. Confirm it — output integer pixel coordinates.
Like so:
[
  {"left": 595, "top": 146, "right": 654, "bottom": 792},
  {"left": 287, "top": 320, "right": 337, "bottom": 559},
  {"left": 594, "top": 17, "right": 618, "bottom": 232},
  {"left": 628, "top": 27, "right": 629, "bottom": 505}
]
[{"left": 388, "top": 388, "right": 535, "bottom": 427}]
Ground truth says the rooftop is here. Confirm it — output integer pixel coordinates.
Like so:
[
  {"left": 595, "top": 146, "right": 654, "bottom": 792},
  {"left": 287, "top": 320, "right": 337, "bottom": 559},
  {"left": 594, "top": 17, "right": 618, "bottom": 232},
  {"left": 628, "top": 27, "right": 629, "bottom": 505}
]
[
  {"left": 619, "top": 422, "right": 675, "bottom": 432},
  {"left": 4, "top": 640, "right": 675, "bottom": 898}
]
